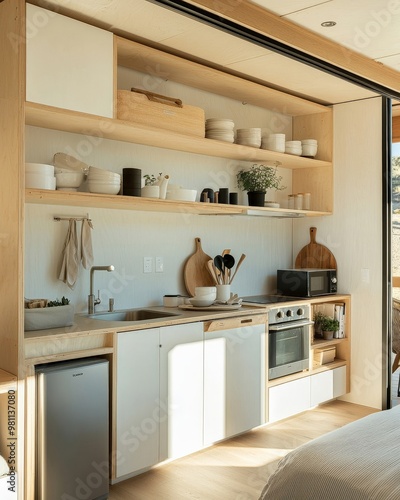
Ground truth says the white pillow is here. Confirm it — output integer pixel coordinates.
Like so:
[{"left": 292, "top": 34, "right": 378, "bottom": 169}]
[{"left": 0, "top": 455, "right": 9, "bottom": 477}]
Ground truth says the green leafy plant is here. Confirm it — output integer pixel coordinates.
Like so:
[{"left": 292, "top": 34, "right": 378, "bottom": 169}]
[
  {"left": 47, "top": 296, "right": 70, "bottom": 307},
  {"left": 144, "top": 174, "right": 157, "bottom": 186},
  {"left": 318, "top": 314, "right": 339, "bottom": 332},
  {"left": 236, "top": 163, "right": 285, "bottom": 193}
]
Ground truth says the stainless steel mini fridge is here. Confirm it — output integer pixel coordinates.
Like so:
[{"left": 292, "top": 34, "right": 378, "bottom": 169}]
[{"left": 36, "top": 358, "right": 109, "bottom": 500}]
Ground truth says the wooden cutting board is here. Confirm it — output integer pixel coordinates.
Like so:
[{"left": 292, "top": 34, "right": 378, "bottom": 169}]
[
  {"left": 184, "top": 237, "right": 215, "bottom": 296},
  {"left": 295, "top": 227, "right": 337, "bottom": 269}
]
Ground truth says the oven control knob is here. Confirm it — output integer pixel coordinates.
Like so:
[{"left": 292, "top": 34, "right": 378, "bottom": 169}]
[
  {"left": 286, "top": 309, "right": 293, "bottom": 317},
  {"left": 297, "top": 308, "right": 304, "bottom": 316},
  {"left": 276, "top": 310, "right": 284, "bottom": 319}
]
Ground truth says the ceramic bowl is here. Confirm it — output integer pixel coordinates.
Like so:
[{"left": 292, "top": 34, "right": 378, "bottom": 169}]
[
  {"left": 189, "top": 297, "right": 215, "bottom": 307},
  {"left": 56, "top": 172, "right": 85, "bottom": 189},
  {"left": 25, "top": 172, "right": 55, "bottom": 190},
  {"left": 25, "top": 163, "right": 54, "bottom": 176},
  {"left": 166, "top": 189, "right": 197, "bottom": 201},
  {"left": 195, "top": 286, "right": 217, "bottom": 296},
  {"left": 88, "top": 181, "right": 120, "bottom": 195}
]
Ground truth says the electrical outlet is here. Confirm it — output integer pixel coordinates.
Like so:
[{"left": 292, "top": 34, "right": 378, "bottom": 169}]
[
  {"left": 143, "top": 257, "right": 153, "bottom": 273},
  {"left": 156, "top": 256, "right": 164, "bottom": 273}
]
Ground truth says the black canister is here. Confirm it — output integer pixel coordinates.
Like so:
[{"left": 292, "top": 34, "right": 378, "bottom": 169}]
[{"left": 218, "top": 188, "right": 229, "bottom": 204}]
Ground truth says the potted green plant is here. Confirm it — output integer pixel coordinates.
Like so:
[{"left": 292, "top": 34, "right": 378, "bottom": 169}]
[
  {"left": 142, "top": 173, "right": 160, "bottom": 198},
  {"left": 320, "top": 314, "right": 340, "bottom": 340},
  {"left": 236, "top": 163, "right": 285, "bottom": 207}
]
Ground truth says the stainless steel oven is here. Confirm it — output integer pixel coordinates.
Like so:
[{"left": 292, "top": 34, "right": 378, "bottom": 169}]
[{"left": 268, "top": 304, "right": 313, "bottom": 380}]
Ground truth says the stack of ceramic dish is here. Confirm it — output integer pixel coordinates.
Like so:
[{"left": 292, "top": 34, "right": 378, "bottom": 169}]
[
  {"left": 166, "top": 185, "right": 197, "bottom": 201},
  {"left": 261, "top": 133, "right": 286, "bottom": 152},
  {"left": 53, "top": 156, "right": 86, "bottom": 191},
  {"left": 236, "top": 128, "right": 261, "bottom": 148},
  {"left": 301, "top": 139, "right": 318, "bottom": 158},
  {"left": 205, "top": 118, "right": 235, "bottom": 143},
  {"left": 285, "top": 140, "right": 302, "bottom": 156},
  {"left": 190, "top": 286, "right": 216, "bottom": 307},
  {"left": 25, "top": 163, "right": 55, "bottom": 190},
  {"left": 87, "top": 166, "right": 121, "bottom": 195}
]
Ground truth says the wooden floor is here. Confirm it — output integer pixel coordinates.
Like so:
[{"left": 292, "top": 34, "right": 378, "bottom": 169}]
[{"left": 109, "top": 400, "right": 377, "bottom": 500}]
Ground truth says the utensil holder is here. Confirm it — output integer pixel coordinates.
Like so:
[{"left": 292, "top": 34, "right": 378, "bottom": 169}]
[{"left": 216, "top": 284, "right": 231, "bottom": 302}]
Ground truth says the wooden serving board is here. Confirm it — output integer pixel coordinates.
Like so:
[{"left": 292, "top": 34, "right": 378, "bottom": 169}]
[
  {"left": 183, "top": 237, "right": 215, "bottom": 296},
  {"left": 295, "top": 227, "right": 337, "bottom": 269},
  {"left": 179, "top": 304, "right": 242, "bottom": 311}
]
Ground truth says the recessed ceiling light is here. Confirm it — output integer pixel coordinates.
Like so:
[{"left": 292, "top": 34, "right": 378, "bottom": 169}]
[{"left": 321, "top": 21, "right": 337, "bottom": 27}]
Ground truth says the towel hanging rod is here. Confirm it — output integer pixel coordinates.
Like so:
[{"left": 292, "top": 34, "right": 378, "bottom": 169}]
[{"left": 53, "top": 216, "right": 92, "bottom": 223}]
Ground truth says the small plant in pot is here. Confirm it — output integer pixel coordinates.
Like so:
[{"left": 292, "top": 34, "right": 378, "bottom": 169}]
[
  {"left": 319, "top": 315, "right": 340, "bottom": 340},
  {"left": 236, "top": 163, "right": 285, "bottom": 207}
]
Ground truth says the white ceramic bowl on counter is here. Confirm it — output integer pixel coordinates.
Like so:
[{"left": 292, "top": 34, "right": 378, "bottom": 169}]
[{"left": 189, "top": 297, "right": 215, "bottom": 307}]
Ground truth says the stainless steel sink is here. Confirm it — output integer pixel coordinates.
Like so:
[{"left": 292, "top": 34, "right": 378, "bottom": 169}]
[{"left": 87, "top": 308, "right": 181, "bottom": 322}]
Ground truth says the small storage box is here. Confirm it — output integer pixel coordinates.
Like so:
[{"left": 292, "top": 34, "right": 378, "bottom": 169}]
[
  {"left": 117, "top": 88, "right": 205, "bottom": 138},
  {"left": 314, "top": 346, "right": 336, "bottom": 365}
]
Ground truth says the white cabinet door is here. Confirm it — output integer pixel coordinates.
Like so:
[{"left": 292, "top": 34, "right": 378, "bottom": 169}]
[
  {"left": 204, "top": 323, "right": 266, "bottom": 445},
  {"left": 159, "top": 323, "right": 204, "bottom": 461},
  {"left": 310, "top": 370, "right": 333, "bottom": 406},
  {"left": 269, "top": 377, "right": 311, "bottom": 422},
  {"left": 116, "top": 328, "right": 160, "bottom": 478},
  {"left": 26, "top": 4, "right": 114, "bottom": 117},
  {"left": 333, "top": 366, "right": 347, "bottom": 398}
]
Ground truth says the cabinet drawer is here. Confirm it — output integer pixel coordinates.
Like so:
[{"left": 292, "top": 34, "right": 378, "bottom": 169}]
[
  {"left": 269, "top": 377, "right": 310, "bottom": 422},
  {"left": 204, "top": 314, "right": 267, "bottom": 332}
]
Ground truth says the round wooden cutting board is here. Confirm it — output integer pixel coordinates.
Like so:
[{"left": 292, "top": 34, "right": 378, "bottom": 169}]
[
  {"left": 295, "top": 227, "right": 337, "bottom": 269},
  {"left": 184, "top": 237, "right": 215, "bottom": 296}
]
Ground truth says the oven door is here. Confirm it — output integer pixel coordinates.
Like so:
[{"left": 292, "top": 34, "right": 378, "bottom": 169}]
[{"left": 268, "top": 320, "right": 312, "bottom": 380}]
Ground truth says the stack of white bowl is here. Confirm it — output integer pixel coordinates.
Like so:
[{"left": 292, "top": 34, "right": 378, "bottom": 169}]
[
  {"left": 236, "top": 128, "right": 261, "bottom": 148},
  {"left": 87, "top": 166, "right": 121, "bottom": 195},
  {"left": 285, "top": 140, "right": 302, "bottom": 156},
  {"left": 301, "top": 139, "right": 318, "bottom": 158},
  {"left": 261, "top": 133, "right": 285, "bottom": 152},
  {"left": 205, "top": 118, "right": 235, "bottom": 143},
  {"left": 54, "top": 165, "right": 85, "bottom": 191},
  {"left": 190, "top": 286, "right": 217, "bottom": 307},
  {"left": 25, "top": 163, "right": 56, "bottom": 190}
]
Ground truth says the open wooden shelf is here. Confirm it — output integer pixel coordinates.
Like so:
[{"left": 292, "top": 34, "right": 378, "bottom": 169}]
[
  {"left": 0, "top": 368, "right": 17, "bottom": 393},
  {"left": 25, "top": 102, "right": 331, "bottom": 169},
  {"left": 116, "top": 37, "right": 329, "bottom": 118},
  {"left": 25, "top": 188, "right": 331, "bottom": 218}
]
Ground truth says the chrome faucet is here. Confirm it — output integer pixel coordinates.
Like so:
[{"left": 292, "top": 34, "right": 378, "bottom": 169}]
[{"left": 88, "top": 265, "right": 114, "bottom": 314}]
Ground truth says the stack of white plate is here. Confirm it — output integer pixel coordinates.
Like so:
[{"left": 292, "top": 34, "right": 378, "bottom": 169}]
[
  {"left": 261, "top": 133, "right": 286, "bottom": 152},
  {"left": 285, "top": 140, "right": 302, "bottom": 156},
  {"left": 205, "top": 118, "right": 235, "bottom": 143},
  {"left": 88, "top": 166, "right": 121, "bottom": 195},
  {"left": 236, "top": 128, "right": 261, "bottom": 148},
  {"left": 301, "top": 139, "right": 318, "bottom": 158},
  {"left": 25, "top": 163, "right": 55, "bottom": 190}
]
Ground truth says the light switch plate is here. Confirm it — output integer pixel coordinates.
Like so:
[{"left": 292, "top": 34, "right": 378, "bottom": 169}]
[
  {"left": 156, "top": 256, "right": 164, "bottom": 273},
  {"left": 143, "top": 257, "right": 153, "bottom": 273}
]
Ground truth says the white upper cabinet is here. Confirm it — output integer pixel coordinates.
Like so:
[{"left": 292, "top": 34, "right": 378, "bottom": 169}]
[{"left": 26, "top": 3, "right": 114, "bottom": 118}]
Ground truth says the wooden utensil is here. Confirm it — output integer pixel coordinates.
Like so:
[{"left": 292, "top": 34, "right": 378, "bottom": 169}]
[
  {"left": 295, "top": 227, "right": 337, "bottom": 269},
  {"left": 229, "top": 253, "right": 246, "bottom": 284},
  {"left": 207, "top": 259, "right": 219, "bottom": 285},
  {"left": 183, "top": 238, "right": 215, "bottom": 296}
]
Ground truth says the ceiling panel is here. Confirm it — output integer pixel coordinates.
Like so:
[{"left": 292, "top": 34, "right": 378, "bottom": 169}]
[
  {"left": 32, "top": 0, "right": 385, "bottom": 104},
  {"left": 227, "top": 53, "right": 377, "bottom": 104},
  {"left": 252, "top": 0, "right": 400, "bottom": 68}
]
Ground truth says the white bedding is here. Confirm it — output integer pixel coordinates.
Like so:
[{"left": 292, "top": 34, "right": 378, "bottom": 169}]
[{"left": 260, "top": 405, "right": 400, "bottom": 500}]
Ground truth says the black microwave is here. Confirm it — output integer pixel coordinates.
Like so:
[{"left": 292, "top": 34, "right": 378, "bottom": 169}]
[{"left": 277, "top": 268, "right": 337, "bottom": 297}]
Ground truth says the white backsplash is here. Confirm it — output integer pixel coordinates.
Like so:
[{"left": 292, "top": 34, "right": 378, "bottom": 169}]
[{"left": 25, "top": 204, "right": 294, "bottom": 313}]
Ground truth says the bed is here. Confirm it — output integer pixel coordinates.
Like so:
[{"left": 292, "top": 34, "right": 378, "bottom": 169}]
[{"left": 259, "top": 405, "right": 400, "bottom": 500}]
